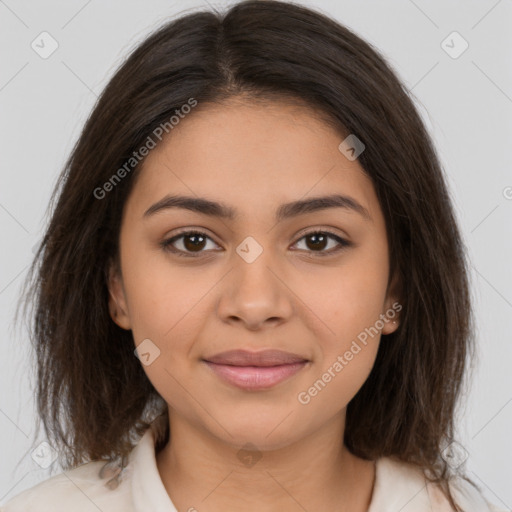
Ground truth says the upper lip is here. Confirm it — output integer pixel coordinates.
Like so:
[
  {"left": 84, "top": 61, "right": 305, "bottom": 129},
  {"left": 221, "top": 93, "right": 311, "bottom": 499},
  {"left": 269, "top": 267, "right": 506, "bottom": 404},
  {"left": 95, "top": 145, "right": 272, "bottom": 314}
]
[{"left": 203, "top": 349, "right": 308, "bottom": 367}]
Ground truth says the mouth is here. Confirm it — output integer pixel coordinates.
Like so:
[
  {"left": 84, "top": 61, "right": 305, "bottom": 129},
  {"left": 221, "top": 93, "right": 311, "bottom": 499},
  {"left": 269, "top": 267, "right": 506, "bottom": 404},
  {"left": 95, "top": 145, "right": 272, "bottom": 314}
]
[{"left": 202, "top": 349, "right": 310, "bottom": 390}]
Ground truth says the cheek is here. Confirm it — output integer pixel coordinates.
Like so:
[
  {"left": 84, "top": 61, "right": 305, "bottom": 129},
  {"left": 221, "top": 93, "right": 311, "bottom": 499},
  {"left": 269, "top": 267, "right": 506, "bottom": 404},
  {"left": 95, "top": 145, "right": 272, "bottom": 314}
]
[
  {"left": 121, "top": 237, "right": 200, "bottom": 336},
  {"left": 296, "top": 263, "right": 387, "bottom": 412},
  {"left": 125, "top": 272, "right": 207, "bottom": 353},
  {"left": 120, "top": 244, "right": 210, "bottom": 364},
  {"left": 296, "top": 249, "right": 389, "bottom": 347},
  {"left": 296, "top": 342, "right": 379, "bottom": 423},
  {"left": 122, "top": 260, "right": 209, "bottom": 410}
]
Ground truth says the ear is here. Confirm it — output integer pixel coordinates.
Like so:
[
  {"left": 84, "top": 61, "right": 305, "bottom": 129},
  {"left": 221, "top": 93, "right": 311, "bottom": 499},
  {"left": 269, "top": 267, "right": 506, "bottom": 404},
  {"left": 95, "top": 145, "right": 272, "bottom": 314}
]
[
  {"left": 381, "top": 269, "right": 402, "bottom": 335},
  {"left": 107, "top": 259, "right": 132, "bottom": 330}
]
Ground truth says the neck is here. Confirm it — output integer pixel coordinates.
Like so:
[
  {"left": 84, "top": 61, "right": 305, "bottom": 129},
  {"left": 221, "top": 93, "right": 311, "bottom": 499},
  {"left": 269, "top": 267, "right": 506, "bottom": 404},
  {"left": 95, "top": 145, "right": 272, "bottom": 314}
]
[{"left": 155, "top": 410, "right": 376, "bottom": 512}]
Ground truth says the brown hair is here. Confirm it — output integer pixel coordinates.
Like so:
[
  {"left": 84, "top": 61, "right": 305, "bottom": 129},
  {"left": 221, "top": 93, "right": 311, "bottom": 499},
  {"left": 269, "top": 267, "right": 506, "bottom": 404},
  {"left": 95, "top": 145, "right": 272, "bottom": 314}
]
[{"left": 18, "top": 1, "right": 477, "bottom": 509}]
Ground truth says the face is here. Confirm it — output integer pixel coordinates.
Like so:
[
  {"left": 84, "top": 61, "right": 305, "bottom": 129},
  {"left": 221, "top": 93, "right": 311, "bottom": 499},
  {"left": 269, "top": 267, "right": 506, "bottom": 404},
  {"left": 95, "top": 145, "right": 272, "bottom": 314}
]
[{"left": 108, "top": 98, "right": 400, "bottom": 451}]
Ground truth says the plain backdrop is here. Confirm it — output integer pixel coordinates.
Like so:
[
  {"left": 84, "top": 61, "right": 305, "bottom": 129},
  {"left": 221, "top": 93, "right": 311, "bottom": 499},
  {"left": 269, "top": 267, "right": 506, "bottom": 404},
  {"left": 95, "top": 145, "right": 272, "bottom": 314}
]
[{"left": 1, "top": 0, "right": 511, "bottom": 508}]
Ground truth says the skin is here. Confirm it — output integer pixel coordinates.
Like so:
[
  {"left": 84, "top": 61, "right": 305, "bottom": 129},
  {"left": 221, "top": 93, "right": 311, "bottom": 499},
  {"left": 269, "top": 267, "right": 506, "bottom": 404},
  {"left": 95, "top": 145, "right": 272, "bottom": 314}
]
[{"left": 108, "top": 97, "right": 401, "bottom": 512}]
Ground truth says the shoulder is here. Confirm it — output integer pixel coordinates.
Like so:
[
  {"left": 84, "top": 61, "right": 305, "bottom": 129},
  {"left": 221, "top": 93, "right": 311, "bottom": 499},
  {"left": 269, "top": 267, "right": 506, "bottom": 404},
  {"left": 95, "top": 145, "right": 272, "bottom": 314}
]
[
  {"left": 0, "top": 460, "right": 134, "bottom": 512},
  {"left": 1, "top": 418, "right": 172, "bottom": 512},
  {"left": 372, "top": 457, "right": 507, "bottom": 512}
]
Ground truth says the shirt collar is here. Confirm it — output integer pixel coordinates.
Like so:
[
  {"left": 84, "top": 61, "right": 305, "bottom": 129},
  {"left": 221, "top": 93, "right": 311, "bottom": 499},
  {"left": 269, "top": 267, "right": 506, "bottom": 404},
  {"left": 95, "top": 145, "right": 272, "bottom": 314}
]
[
  {"left": 367, "top": 457, "right": 435, "bottom": 512},
  {"left": 129, "top": 423, "right": 178, "bottom": 512}
]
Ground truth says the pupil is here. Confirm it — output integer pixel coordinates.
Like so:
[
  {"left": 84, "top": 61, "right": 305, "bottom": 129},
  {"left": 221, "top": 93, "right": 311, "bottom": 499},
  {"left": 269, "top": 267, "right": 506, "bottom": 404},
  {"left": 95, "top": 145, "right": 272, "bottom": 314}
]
[
  {"left": 307, "top": 233, "right": 326, "bottom": 250},
  {"left": 184, "top": 234, "right": 206, "bottom": 251}
]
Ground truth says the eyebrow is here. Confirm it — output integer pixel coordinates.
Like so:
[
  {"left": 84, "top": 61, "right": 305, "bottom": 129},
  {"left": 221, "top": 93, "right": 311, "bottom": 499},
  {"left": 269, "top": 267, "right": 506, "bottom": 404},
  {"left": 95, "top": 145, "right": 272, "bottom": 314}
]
[{"left": 143, "top": 193, "right": 372, "bottom": 222}]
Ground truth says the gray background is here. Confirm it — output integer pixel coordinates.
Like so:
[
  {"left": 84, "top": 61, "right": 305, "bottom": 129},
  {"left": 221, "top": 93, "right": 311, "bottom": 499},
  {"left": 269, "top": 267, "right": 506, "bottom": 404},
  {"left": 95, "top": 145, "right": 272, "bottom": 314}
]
[{"left": 1, "top": 0, "right": 511, "bottom": 508}]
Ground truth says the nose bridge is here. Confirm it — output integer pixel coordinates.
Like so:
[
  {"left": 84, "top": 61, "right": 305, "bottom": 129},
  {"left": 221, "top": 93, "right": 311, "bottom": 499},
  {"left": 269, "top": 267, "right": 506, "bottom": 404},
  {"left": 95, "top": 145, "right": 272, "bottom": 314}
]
[{"left": 216, "top": 235, "right": 293, "bottom": 328}]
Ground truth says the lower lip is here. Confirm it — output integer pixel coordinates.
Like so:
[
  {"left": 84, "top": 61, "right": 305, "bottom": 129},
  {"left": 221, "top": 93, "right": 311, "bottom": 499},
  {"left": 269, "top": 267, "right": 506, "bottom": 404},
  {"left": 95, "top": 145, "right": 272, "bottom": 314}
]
[{"left": 203, "top": 361, "right": 308, "bottom": 390}]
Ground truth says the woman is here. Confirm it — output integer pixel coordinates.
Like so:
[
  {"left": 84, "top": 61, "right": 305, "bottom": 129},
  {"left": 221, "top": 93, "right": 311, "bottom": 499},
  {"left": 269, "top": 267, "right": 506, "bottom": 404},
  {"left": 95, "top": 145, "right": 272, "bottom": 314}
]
[{"left": 4, "top": 1, "right": 504, "bottom": 510}]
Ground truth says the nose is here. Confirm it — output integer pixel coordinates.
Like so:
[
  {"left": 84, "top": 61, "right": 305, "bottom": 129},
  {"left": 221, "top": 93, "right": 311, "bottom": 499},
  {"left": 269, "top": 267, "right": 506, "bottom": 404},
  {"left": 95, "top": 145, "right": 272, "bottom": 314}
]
[{"left": 216, "top": 246, "right": 294, "bottom": 331}]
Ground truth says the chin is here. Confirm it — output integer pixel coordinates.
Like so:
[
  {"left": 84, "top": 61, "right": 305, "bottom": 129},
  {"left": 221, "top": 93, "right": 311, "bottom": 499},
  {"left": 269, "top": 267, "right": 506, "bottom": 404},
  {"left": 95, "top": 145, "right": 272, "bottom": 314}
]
[{"left": 209, "top": 416, "right": 300, "bottom": 451}]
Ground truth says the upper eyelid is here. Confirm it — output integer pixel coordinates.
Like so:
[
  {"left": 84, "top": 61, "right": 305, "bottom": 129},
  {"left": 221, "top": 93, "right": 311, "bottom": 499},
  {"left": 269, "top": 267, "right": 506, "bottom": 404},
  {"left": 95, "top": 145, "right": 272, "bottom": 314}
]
[{"left": 294, "top": 225, "right": 349, "bottom": 241}]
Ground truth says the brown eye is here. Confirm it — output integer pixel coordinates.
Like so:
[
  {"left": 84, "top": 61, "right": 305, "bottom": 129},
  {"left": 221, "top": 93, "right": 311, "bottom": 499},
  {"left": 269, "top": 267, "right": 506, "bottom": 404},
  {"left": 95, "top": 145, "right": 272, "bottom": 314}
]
[
  {"left": 304, "top": 232, "right": 329, "bottom": 251},
  {"left": 182, "top": 233, "right": 207, "bottom": 252},
  {"left": 292, "top": 231, "right": 351, "bottom": 256},
  {"left": 161, "top": 230, "right": 218, "bottom": 257}
]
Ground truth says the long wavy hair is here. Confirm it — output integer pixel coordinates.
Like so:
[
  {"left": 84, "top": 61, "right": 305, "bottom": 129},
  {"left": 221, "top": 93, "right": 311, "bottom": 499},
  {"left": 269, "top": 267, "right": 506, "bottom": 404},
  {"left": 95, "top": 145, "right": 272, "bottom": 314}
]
[{"left": 17, "top": 1, "right": 476, "bottom": 509}]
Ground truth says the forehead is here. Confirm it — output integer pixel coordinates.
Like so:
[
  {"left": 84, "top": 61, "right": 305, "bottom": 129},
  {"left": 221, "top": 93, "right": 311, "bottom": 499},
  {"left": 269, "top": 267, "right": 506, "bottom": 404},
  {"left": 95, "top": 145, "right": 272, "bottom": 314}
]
[{"left": 124, "top": 100, "right": 381, "bottom": 225}]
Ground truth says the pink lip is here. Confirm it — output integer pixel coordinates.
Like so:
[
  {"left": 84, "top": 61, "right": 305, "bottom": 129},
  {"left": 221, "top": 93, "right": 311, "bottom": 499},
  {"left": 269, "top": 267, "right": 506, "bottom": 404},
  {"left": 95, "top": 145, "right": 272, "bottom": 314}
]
[
  {"left": 203, "top": 360, "right": 308, "bottom": 390},
  {"left": 204, "top": 349, "right": 308, "bottom": 366}
]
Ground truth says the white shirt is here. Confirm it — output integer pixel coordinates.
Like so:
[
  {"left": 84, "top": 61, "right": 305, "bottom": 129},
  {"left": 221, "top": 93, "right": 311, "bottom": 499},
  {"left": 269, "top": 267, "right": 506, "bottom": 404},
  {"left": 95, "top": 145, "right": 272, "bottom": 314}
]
[{"left": 0, "top": 421, "right": 505, "bottom": 512}]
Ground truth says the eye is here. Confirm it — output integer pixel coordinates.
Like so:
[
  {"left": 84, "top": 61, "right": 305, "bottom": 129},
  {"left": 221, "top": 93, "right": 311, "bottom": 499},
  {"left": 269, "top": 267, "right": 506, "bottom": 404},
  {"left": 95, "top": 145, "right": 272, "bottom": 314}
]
[
  {"left": 160, "top": 230, "right": 220, "bottom": 257},
  {"left": 161, "top": 229, "right": 351, "bottom": 258},
  {"left": 291, "top": 230, "right": 351, "bottom": 256}
]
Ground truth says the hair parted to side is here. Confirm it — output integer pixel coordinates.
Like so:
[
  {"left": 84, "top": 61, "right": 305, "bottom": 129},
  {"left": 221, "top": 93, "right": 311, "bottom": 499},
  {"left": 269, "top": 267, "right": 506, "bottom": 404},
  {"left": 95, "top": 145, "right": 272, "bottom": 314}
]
[{"left": 17, "top": 1, "right": 476, "bottom": 509}]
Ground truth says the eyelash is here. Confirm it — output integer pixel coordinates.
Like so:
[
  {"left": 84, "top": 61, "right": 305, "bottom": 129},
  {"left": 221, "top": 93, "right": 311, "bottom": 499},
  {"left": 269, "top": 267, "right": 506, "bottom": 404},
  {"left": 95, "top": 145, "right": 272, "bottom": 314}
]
[{"left": 160, "top": 229, "right": 352, "bottom": 258}]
